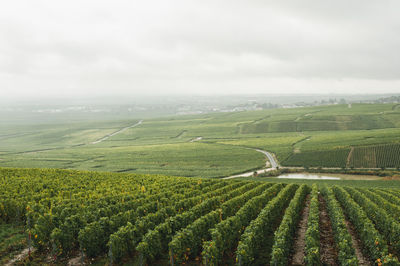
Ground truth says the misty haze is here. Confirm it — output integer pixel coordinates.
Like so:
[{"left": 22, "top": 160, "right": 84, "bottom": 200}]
[{"left": 1, "top": 1, "right": 400, "bottom": 265}]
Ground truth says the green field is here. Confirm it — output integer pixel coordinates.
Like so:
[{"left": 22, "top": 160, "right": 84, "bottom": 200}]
[
  {"left": 1, "top": 168, "right": 400, "bottom": 265},
  {"left": 1, "top": 103, "right": 400, "bottom": 177},
  {"left": 348, "top": 143, "right": 400, "bottom": 169}
]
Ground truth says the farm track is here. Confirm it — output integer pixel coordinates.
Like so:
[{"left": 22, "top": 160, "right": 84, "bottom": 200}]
[
  {"left": 346, "top": 147, "right": 354, "bottom": 168},
  {"left": 344, "top": 219, "right": 371, "bottom": 265},
  {"left": 91, "top": 120, "right": 143, "bottom": 144},
  {"left": 2, "top": 121, "right": 144, "bottom": 156},
  {"left": 291, "top": 135, "right": 311, "bottom": 148},
  {"left": 67, "top": 252, "right": 84, "bottom": 266},
  {"left": 258, "top": 149, "right": 279, "bottom": 168},
  {"left": 189, "top": 136, "right": 203, "bottom": 142},
  {"left": 290, "top": 194, "right": 311, "bottom": 265},
  {"left": 223, "top": 149, "right": 278, "bottom": 179},
  {"left": 5, "top": 147, "right": 64, "bottom": 155},
  {"left": 5, "top": 247, "right": 35, "bottom": 266},
  {"left": 172, "top": 130, "right": 187, "bottom": 139},
  {"left": 319, "top": 195, "right": 338, "bottom": 266}
]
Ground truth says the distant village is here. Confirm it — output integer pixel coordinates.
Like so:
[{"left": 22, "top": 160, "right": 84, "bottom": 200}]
[{"left": 2, "top": 95, "right": 399, "bottom": 117}]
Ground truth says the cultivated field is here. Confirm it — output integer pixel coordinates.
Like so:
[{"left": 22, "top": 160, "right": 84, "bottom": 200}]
[
  {"left": 1, "top": 103, "right": 400, "bottom": 177},
  {"left": 1, "top": 168, "right": 400, "bottom": 265},
  {"left": 1, "top": 103, "right": 400, "bottom": 264}
]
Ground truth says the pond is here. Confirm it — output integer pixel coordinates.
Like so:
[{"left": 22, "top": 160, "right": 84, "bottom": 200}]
[
  {"left": 277, "top": 173, "right": 380, "bottom": 180},
  {"left": 277, "top": 173, "right": 341, "bottom": 180}
]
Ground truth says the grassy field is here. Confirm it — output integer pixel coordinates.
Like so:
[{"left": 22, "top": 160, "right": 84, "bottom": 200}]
[
  {"left": 0, "top": 143, "right": 265, "bottom": 178},
  {"left": 1, "top": 103, "right": 400, "bottom": 177}
]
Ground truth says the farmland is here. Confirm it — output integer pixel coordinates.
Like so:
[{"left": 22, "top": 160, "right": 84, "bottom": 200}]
[
  {"left": 0, "top": 223, "right": 25, "bottom": 265},
  {"left": 1, "top": 167, "right": 400, "bottom": 265},
  {"left": 1, "top": 102, "right": 400, "bottom": 264},
  {"left": 1, "top": 103, "right": 400, "bottom": 176},
  {"left": 348, "top": 143, "right": 400, "bottom": 169},
  {"left": 2, "top": 0, "right": 400, "bottom": 264}
]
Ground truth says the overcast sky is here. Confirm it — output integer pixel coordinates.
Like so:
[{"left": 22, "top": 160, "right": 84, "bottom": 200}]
[{"left": 1, "top": 0, "right": 400, "bottom": 99}]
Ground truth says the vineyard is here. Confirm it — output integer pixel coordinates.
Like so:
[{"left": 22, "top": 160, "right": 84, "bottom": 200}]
[
  {"left": 283, "top": 149, "right": 350, "bottom": 168},
  {"left": 1, "top": 168, "right": 400, "bottom": 265},
  {"left": 1, "top": 103, "right": 400, "bottom": 176},
  {"left": 348, "top": 143, "right": 400, "bottom": 169},
  {"left": 281, "top": 143, "right": 400, "bottom": 169},
  {"left": 240, "top": 114, "right": 395, "bottom": 134}
]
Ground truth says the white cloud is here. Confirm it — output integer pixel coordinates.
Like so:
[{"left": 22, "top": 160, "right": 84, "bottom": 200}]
[{"left": 0, "top": 0, "right": 399, "bottom": 98}]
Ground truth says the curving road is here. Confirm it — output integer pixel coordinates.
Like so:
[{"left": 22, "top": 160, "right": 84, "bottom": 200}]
[
  {"left": 223, "top": 149, "right": 279, "bottom": 179},
  {"left": 255, "top": 149, "right": 279, "bottom": 168}
]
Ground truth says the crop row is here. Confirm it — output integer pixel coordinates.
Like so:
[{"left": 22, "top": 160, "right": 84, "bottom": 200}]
[
  {"left": 282, "top": 143, "right": 400, "bottom": 169},
  {"left": 348, "top": 143, "right": 400, "bottom": 168},
  {"left": 236, "top": 184, "right": 298, "bottom": 265},
  {"left": 201, "top": 183, "right": 284, "bottom": 265},
  {"left": 81, "top": 180, "right": 245, "bottom": 258},
  {"left": 270, "top": 184, "right": 308, "bottom": 265},
  {"left": 283, "top": 149, "right": 349, "bottom": 168},
  {"left": 320, "top": 186, "right": 358, "bottom": 265},
  {"left": 332, "top": 186, "right": 399, "bottom": 264},
  {"left": 33, "top": 178, "right": 220, "bottom": 255},
  {"left": 2, "top": 168, "right": 400, "bottom": 265},
  {"left": 107, "top": 181, "right": 247, "bottom": 261},
  {"left": 135, "top": 182, "right": 265, "bottom": 263},
  {"left": 304, "top": 184, "right": 320, "bottom": 265},
  {"left": 345, "top": 187, "right": 400, "bottom": 256},
  {"left": 167, "top": 181, "right": 269, "bottom": 263}
]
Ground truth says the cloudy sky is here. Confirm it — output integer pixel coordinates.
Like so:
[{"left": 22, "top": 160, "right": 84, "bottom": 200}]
[{"left": 1, "top": 0, "right": 400, "bottom": 99}]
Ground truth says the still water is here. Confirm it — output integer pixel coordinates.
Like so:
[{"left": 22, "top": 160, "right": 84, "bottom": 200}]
[{"left": 277, "top": 173, "right": 341, "bottom": 180}]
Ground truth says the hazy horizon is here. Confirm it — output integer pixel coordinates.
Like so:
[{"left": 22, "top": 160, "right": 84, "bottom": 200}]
[{"left": 1, "top": 92, "right": 399, "bottom": 103}]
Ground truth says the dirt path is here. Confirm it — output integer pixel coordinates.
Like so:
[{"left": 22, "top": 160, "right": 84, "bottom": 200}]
[
  {"left": 223, "top": 149, "right": 279, "bottom": 179},
  {"left": 344, "top": 219, "right": 371, "bottom": 265},
  {"left": 172, "top": 130, "right": 187, "bottom": 139},
  {"left": 91, "top": 120, "right": 143, "bottom": 144},
  {"left": 346, "top": 147, "right": 354, "bottom": 168},
  {"left": 5, "top": 247, "right": 35, "bottom": 266},
  {"left": 319, "top": 195, "right": 338, "bottom": 266},
  {"left": 68, "top": 255, "right": 84, "bottom": 265},
  {"left": 189, "top": 136, "right": 203, "bottom": 142},
  {"left": 290, "top": 194, "right": 311, "bottom": 265},
  {"left": 258, "top": 149, "right": 279, "bottom": 168}
]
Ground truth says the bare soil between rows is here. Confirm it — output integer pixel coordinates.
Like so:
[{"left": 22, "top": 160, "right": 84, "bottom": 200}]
[
  {"left": 290, "top": 194, "right": 311, "bottom": 265},
  {"left": 319, "top": 194, "right": 338, "bottom": 266},
  {"left": 344, "top": 218, "right": 371, "bottom": 265},
  {"left": 5, "top": 247, "right": 35, "bottom": 266}
]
